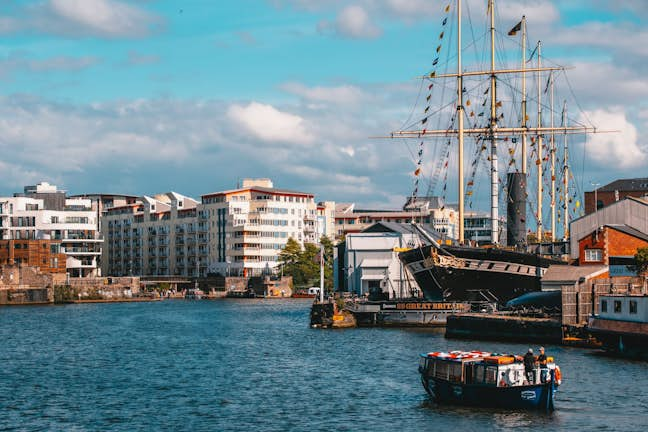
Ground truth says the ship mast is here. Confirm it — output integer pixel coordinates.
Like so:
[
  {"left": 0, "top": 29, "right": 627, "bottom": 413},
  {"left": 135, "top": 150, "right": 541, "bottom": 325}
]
[
  {"left": 457, "top": 0, "right": 465, "bottom": 244},
  {"left": 550, "top": 70, "right": 556, "bottom": 242},
  {"left": 521, "top": 16, "right": 528, "bottom": 175},
  {"left": 489, "top": 0, "right": 499, "bottom": 245},
  {"left": 535, "top": 41, "right": 543, "bottom": 242},
  {"left": 386, "top": 0, "right": 611, "bottom": 246},
  {"left": 562, "top": 100, "right": 569, "bottom": 241}
]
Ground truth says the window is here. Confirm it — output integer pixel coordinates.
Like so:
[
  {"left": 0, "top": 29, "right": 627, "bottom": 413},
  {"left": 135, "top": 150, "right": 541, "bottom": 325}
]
[
  {"left": 584, "top": 249, "right": 602, "bottom": 262},
  {"left": 596, "top": 200, "right": 604, "bottom": 210},
  {"left": 630, "top": 300, "right": 637, "bottom": 314},
  {"left": 614, "top": 300, "right": 622, "bottom": 313},
  {"left": 601, "top": 300, "right": 607, "bottom": 313}
]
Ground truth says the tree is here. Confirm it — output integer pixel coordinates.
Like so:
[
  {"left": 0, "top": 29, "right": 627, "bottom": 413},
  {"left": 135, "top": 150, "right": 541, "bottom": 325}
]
[
  {"left": 634, "top": 247, "right": 648, "bottom": 276},
  {"left": 277, "top": 237, "right": 336, "bottom": 290}
]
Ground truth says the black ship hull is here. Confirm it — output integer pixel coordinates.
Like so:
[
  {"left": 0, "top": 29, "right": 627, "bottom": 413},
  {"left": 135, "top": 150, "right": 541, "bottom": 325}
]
[{"left": 399, "top": 245, "right": 563, "bottom": 304}]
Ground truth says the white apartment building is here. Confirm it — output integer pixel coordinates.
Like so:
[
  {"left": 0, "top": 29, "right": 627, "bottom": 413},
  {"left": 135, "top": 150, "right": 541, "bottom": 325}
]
[
  {"left": 201, "top": 179, "right": 319, "bottom": 277},
  {"left": 102, "top": 179, "right": 328, "bottom": 278},
  {"left": 0, "top": 182, "right": 103, "bottom": 277}
]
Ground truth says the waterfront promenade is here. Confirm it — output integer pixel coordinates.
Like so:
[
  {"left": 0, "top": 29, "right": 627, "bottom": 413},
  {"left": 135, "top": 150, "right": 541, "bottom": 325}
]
[{"left": 1, "top": 299, "right": 647, "bottom": 431}]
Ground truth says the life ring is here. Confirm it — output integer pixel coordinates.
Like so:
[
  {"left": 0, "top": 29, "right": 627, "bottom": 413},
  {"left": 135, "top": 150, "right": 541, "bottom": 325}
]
[{"left": 554, "top": 366, "right": 562, "bottom": 385}]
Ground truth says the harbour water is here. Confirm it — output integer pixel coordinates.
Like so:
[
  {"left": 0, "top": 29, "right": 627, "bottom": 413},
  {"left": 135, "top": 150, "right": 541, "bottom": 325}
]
[{"left": 1, "top": 299, "right": 647, "bottom": 431}]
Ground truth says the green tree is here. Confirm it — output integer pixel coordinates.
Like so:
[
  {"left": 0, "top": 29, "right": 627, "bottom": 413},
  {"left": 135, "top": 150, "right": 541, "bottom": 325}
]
[
  {"left": 278, "top": 237, "right": 336, "bottom": 289},
  {"left": 634, "top": 247, "right": 648, "bottom": 276},
  {"left": 279, "top": 237, "right": 303, "bottom": 282}
]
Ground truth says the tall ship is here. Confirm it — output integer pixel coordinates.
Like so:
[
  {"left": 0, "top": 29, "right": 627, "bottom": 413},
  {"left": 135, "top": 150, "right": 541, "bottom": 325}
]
[{"left": 388, "top": 0, "right": 606, "bottom": 304}]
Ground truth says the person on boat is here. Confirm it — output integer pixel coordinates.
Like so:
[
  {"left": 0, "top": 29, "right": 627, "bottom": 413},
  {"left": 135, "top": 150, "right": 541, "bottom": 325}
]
[
  {"left": 523, "top": 348, "right": 536, "bottom": 384},
  {"left": 537, "top": 347, "right": 548, "bottom": 382}
]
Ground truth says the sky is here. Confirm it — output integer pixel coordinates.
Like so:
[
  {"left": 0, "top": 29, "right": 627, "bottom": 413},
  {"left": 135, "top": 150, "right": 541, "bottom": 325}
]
[{"left": 0, "top": 0, "right": 646, "bottom": 214}]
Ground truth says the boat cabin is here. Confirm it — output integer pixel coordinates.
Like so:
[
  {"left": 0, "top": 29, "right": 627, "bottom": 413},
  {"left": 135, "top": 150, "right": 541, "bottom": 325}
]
[
  {"left": 419, "top": 351, "right": 555, "bottom": 387},
  {"left": 598, "top": 295, "right": 648, "bottom": 323}
]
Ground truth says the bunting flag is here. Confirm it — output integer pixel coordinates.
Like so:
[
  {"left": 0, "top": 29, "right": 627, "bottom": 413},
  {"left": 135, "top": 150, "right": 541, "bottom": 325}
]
[
  {"left": 508, "top": 21, "right": 522, "bottom": 36},
  {"left": 432, "top": 58, "right": 439, "bottom": 66},
  {"left": 414, "top": 168, "right": 421, "bottom": 176},
  {"left": 436, "top": 45, "right": 442, "bottom": 53},
  {"left": 442, "top": 17, "right": 447, "bottom": 26},
  {"left": 429, "top": 71, "right": 436, "bottom": 78},
  {"left": 422, "top": 117, "right": 428, "bottom": 124},
  {"left": 445, "top": 5, "right": 450, "bottom": 13},
  {"left": 428, "top": 83, "right": 434, "bottom": 90},
  {"left": 466, "top": 99, "right": 471, "bottom": 106}
]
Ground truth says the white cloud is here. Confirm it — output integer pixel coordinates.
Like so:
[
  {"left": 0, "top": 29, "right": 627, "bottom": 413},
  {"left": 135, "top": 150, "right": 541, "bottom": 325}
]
[
  {"left": 281, "top": 82, "right": 365, "bottom": 105},
  {"left": 227, "top": 102, "right": 314, "bottom": 145},
  {"left": 579, "top": 109, "right": 646, "bottom": 169},
  {"left": 496, "top": 0, "right": 560, "bottom": 24},
  {"left": 0, "top": 0, "right": 162, "bottom": 38},
  {"left": 0, "top": 52, "right": 99, "bottom": 78},
  {"left": 319, "top": 5, "right": 382, "bottom": 39}
]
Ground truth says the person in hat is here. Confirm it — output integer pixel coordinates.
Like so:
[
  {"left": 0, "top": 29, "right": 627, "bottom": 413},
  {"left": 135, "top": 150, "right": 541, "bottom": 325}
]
[
  {"left": 537, "top": 347, "right": 548, "bottom": 382},
  {"left": 523, "top": 348, "right": 536, "bottom": 384}
]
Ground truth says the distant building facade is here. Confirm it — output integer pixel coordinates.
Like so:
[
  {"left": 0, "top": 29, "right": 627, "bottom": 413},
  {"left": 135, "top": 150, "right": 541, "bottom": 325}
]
[
  {"left": 0, "top": 182, "right": 103, "bottom": 277},
  {"left": 335, "top": 222, "right": 435, "bottom": 298},
  {"left": 584, "top": 178, "right": 648, "bottom": 214},
  {"left": 334, "top": 196, "right": 459, "bottom": 241},
  {"left": 101, "top": 179, "right": 329, "bottom": 278}
]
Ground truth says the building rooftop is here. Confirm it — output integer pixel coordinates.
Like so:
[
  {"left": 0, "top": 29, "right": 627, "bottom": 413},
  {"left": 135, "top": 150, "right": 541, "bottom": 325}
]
[
  {"left": 596, "top": 177, "right": 648, "bottom": 192},
  {"left": 542, "top": 264, "right": 608, "bottom": 284},
  {"left": 202, "top": 185, "right": 313, "bottom": 199},
  {"left": 362, "top": 221, "right": 443, "bottom": 241}
]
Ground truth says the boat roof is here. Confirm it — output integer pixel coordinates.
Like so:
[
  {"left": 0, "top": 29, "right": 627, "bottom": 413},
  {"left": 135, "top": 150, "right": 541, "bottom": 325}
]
[{"left": 422, "top": 350, "right": 491, "bottom": 361}]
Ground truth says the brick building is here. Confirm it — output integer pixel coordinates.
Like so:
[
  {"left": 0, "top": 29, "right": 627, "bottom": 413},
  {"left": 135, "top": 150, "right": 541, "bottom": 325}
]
[
  {"left": 0, "top": 239, "right": 66, "bottom": 273},
  {"left": 577, "top": 224, "right": 648, "bottom": 275},
  {"left": 584, "top": 178, "right": 648, "bottom": 214}
]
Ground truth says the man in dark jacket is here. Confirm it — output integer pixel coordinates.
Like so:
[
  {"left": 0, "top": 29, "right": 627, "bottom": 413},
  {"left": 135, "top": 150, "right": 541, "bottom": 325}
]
[
  {"left": 537, "top": 347, "right": 548, "bottom": 382},
  {"left": 523, "top": 348, "right": 536, "bottom": 384}
]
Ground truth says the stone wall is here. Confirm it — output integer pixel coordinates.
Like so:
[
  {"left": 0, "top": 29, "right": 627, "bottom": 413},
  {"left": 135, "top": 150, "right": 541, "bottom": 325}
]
[{"left": 0, "top": 264, "right": 54, "bottom": 305}]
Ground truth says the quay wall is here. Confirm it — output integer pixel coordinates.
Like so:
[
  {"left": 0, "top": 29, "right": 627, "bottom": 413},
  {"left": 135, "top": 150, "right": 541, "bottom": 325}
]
[{"left": 446, "top": 313, "right": 563, "bottom": 344}]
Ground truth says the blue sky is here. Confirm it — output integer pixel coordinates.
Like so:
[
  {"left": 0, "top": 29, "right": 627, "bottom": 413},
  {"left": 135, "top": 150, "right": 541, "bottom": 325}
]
[{"left": 0, "top": 0, "right": 646, "bottom": 220}]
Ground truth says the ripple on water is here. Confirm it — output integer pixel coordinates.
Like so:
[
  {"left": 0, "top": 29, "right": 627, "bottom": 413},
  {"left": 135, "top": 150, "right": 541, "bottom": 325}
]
[{"left": 1, "top": 299, "right": 647, "bottom": 431}]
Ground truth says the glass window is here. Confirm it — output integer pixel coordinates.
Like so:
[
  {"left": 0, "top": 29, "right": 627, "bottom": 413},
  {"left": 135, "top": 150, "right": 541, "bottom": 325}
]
[
  {"left": 584, "top": 249, "right": 602, "bottom": 262},
  {"left": 630, "top": 300, "right": 637, "bottom": 314},
  {"left": 601, "top": 300, "right": 607, "bottom": 313},
  {"left": 614, "top": 300, "right": 622, "bottom": 313}
]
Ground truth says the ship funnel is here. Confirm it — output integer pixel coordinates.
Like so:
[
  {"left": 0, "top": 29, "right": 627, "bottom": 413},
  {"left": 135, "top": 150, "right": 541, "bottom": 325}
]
[{"left": 506, "top": 172, "right": 527, "bottom": 249}]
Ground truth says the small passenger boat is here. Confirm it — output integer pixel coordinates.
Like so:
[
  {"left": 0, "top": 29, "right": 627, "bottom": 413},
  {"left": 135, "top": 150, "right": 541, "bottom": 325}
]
[{"left": 418, "top": 350, "right": 561, "bottom": 411}]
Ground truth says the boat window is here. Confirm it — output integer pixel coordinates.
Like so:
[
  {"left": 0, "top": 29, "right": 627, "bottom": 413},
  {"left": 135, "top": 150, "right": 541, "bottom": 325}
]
[
  {"left": 630, "top": 300, "right": 637, "bottom": 314},
  {"left": 614, "top": 300, "right": 622, "bottom": 313},
  {"left": 601, "top": 300, "right": 607, "bottom": 313},
  {"left": 485, "top": 367, "right": 497, "bottom": 385},
  {"left": 449, "top": 363, "right": 462, "bottom": 383},
  {"left": 435, "top": 361, "right": 449, "bottom": 379},
  {"left": 474, "top": 364, "right": 485, "bottom": 383}
]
